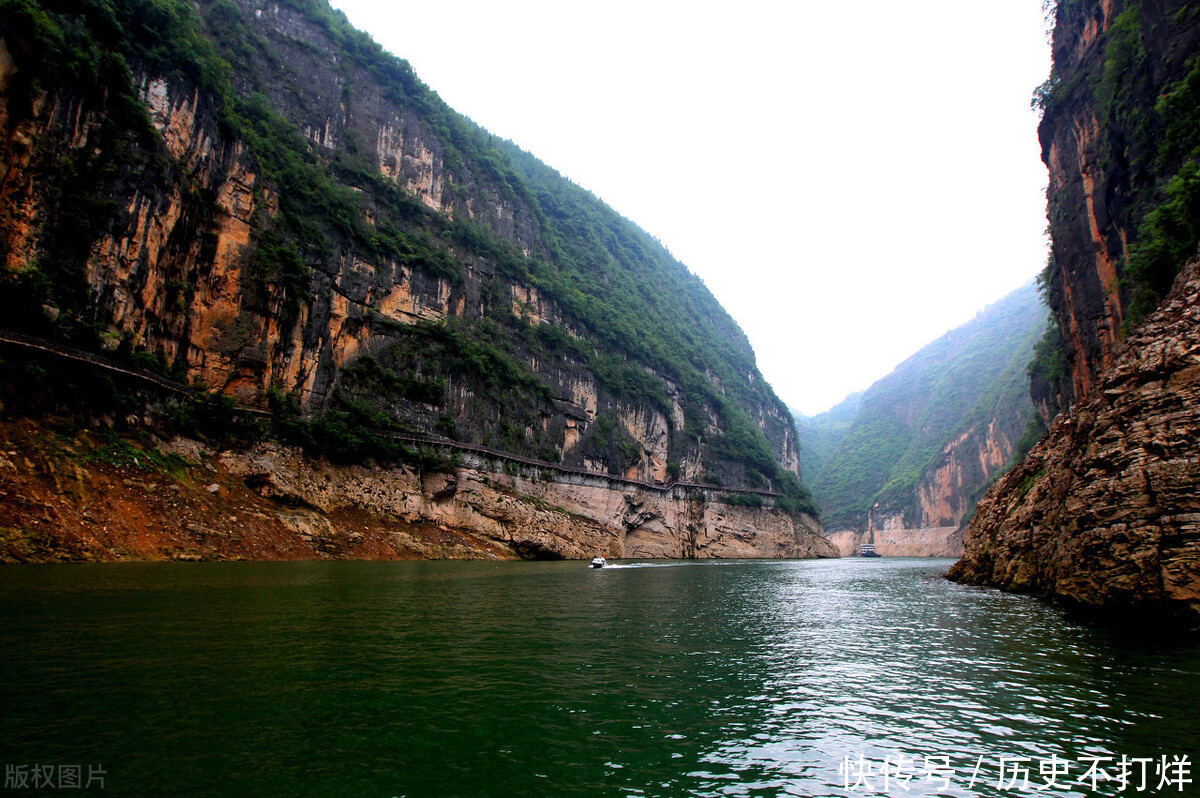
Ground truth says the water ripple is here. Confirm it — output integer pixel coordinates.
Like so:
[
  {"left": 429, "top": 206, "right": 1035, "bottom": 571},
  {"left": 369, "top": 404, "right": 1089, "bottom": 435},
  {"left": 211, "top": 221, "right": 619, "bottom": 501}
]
[{"left": 1, "top": 558, "right": 1198, "bottom": 796}]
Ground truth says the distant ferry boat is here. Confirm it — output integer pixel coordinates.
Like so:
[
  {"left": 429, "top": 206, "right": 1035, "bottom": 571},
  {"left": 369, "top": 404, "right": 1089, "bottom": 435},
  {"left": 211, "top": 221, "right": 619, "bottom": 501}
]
[{"left": 859, "top": 543, "right": 881, "bottom": 557}]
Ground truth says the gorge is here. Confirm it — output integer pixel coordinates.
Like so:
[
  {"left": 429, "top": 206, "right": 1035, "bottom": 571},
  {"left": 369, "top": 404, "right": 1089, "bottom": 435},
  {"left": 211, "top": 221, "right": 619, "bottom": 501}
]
[
  {"left": 0, "top": 0, "right": 833, "bottom": 562},
  {"left": 4, "top": 1, "right": 1200, "bottom": 794},
  {"left": 799, "top": 282, "right": 1047, "bottom": 558},
  {"left": 2, "top": 0, "right": 1199, "bottom": 619},
  {"left": 950, "top": 0, "right": 1200, "bottom": 617}
]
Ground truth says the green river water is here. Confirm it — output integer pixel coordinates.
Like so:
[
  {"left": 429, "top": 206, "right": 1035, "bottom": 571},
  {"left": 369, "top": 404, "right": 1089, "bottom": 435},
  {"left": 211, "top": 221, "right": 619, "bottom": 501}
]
[{"left": 1, "top": 558, "right": 1197, "bottom": 797}]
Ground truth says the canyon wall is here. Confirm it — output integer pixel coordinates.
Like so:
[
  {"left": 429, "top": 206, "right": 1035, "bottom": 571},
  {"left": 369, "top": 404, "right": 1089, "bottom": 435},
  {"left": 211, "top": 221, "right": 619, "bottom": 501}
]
[
  {"left": 0, "top": 418, "right": 834, "bottom": 563},
  {"left": 953, "top": 0, "right": 1200, "bottom": 614},
  {"left": 0, "top": 0, "right": 822, "bottom": 558},
  {"left": 1032, "top": 0, "right": 1200, "bottom": 415},
  {"left": 950, "top": 260, "right": 1200, "bottom": 614},
  {"left": 809, "top": 283, "right": 1045, "bottom": 554},
  {"left": 825, "top": 417, "right": 1021, "bottom": 558},
  {"left": 826, "top": 526, "right": 960, "bottom": 559},
  {"left": 0, "top": 0, "right": 808, "bottom": 491}
]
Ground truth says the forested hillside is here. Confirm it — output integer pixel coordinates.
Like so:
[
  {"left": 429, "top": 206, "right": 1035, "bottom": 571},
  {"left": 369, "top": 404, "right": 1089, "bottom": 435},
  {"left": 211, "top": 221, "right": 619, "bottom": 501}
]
[
  {"left": 794, "top": 391, "right": 862, "bottom": 484},
  {"left": 810, "top": 282, "right": 1046, "bottom": 532},
  {"left": 0, "top": 0, "right": 813, "bottom": 513}
]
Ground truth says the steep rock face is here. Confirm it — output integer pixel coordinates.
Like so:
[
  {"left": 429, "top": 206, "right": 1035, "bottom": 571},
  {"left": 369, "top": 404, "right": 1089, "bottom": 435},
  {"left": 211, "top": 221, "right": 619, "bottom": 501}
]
[
  {"left": 13, "top": 59, "right": 528, "bottom": 412},
  {"left": 827, "top": 417, "right": 1018, "bottom": 557},
  {"left": 954, "top": 0, "right": 1200, "bottom": 612},
  {"left": 220, "top": 445, "right": 832, "bottom": 561},
  {"left": 824, "top": 420, "right": 1018, "bottom": 558},
  {"left": 810, "top": 283, "right": 1046, "bottom": 548},
  {"left": 0, "top": 418, "right": 834, "bottom": 563},
  {"left": 950, "top": 261, "right": 1200, "bottom": 615},
  {"left": 911, "top": 418, "right": 1016, "bottom": 528},
  {"left": 827, "top": 526, "right": 961, "bottom": 559},
  {"left": 0, "top": 0, "right": 818, "bottom": 548},
  {"left": 1034, "top": 0, "right": 1200, "bottom": 414}
]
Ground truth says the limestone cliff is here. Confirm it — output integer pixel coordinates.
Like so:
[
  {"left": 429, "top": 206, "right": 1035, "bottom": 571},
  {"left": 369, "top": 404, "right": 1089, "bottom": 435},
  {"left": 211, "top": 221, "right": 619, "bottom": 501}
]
[
  {"left": 1032, "top": 0, "right": 1200, "bottom": 415},
  {"left": 0, "top": 0, "right": 821, "bottom": 558},
  {"left": 808, "top": 283, "right": 1046, "bottom": 555},
  {"left": 952, "top": 0, "right": 1200, "bottom": 614},
  {"left": 949, "top": 261, "right": 1200, "bottom": 615},
  {"left": 0, "top": 0, "right": 810, "bottom": 497},
  {"left": 0, "top": 417, "right": 834, "bottom": 563}
]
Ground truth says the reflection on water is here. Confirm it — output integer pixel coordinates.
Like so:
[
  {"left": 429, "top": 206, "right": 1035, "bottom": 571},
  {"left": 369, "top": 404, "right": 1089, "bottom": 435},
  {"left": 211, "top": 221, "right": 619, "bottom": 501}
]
[{"left": 1, "top": 558, "right": 1197, "bottom": 796}]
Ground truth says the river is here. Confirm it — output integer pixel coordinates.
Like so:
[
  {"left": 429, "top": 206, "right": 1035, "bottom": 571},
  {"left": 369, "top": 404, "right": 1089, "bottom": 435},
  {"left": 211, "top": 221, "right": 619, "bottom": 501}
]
[{"left": 1, "top": 558, "right": 1197, "bottom": 796}]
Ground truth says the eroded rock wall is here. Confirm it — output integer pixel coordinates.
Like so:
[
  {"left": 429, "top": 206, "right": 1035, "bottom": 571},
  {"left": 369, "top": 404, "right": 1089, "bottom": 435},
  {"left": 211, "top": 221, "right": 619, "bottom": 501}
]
[
  {"left": 0, "top": 417, "right": 834, "bottom": 563},
  {"left": 949, "top": 261, "right": 1200, "bottom": 616},
  {"left": 912, "top": 416, "right": 1020, "bottom": 530},
  {"left": 221, "top": 444, "right": 832, "bottom": 561},
  {"left": 952, "top": 0, "right": 1200, "bottom": 615},
  {"left": 1035, "top": 0, "right": 1200, "bottom": 413},
  {"left": 827, "top": 526, "right": 961, "bottom": 559},
  {"left": 0, "top": 0, "right": 808, "bottom": 507},
  {"left": 811, "top": 283, "right": 1043, "bottom": 550},
  {"left": 825, "top": 419, "right": 1014, "bottom": 558}
]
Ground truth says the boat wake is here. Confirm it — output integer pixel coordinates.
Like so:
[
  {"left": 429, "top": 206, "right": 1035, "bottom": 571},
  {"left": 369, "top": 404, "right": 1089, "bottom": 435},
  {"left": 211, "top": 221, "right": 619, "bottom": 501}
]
[{"left": 596, "top": 562, "right": 693, "bottom": 570}]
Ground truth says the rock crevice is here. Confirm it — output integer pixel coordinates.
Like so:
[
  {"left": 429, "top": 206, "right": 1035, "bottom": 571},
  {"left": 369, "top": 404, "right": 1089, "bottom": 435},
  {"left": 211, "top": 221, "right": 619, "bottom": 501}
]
[{"left": 949, "top": 261, "right": 1200, "bottom": 616}]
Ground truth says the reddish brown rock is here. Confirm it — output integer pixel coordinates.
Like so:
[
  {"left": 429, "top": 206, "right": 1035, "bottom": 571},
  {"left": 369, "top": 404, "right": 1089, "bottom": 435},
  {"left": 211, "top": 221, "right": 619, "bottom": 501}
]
[
  {"left": 0, "top": 418, "right": 834, "bottom": 564},
  {"left": 949, "top": 261, "right": 1200, "bottom": 616},
  {"left": 0, "top": 1, "right": 806, "bottom": 499},
  {"left": 1034, "top": 1, "right": 1200, "bottom": 415}
]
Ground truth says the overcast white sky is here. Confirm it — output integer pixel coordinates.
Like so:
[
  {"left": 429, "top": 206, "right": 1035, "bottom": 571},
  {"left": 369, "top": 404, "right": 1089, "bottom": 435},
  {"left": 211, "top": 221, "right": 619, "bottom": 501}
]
[{"left": 330, "top": 0, "right": 1052, "bottom": 416}]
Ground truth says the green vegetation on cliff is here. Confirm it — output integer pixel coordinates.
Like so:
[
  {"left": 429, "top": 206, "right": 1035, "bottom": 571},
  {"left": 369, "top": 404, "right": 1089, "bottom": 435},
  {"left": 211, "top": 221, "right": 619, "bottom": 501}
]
[
  {"left": 808, "top": 283, "right": 1047, "bottom": 529},
  {"left": 1032, "top": 0, "right": 1200, "bottom": 411},
  {"left": 954, "top": 0, "right": 1200, "bottom": 615},
  {"left": 0, "top": 0, "right": 813, "bottom": 511}
]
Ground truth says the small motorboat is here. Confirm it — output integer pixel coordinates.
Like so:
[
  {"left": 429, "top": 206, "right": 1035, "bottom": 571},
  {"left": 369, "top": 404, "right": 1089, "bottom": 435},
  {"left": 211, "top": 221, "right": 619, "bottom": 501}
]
[{"left": 590, "top": 556, "right": 607, "bottom": 568}]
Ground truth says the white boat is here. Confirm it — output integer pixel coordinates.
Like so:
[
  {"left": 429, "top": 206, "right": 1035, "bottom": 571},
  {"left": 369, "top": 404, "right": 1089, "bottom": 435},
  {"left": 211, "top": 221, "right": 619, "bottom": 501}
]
[{"left": 590, "top": 557, "right": 607, "bottom": 568}]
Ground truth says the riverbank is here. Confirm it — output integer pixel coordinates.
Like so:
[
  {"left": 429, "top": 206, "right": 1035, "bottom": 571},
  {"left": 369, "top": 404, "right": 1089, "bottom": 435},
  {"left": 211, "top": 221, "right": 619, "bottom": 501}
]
[
  {"left": 826, "top": 526, "right": 962, "bottom": 558},
  {"left": 0, "top": 416, "right": 835, "bottom": 563}
]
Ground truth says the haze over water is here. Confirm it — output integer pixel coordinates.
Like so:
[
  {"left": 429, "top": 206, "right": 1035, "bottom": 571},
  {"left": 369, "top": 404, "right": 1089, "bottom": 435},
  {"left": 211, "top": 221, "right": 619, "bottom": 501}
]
[{"left": 2, "top": 558, "right": 1197, "bottom": 796}]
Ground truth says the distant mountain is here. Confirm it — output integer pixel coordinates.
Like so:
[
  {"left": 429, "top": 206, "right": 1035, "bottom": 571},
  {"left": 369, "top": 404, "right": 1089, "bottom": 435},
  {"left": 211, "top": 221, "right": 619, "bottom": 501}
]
[
  {"left": 806, "top": 282, "right": 1047, "bottom": 552},
  {"left": 793, "top": 391, "right": 864, "bottom": 484}
]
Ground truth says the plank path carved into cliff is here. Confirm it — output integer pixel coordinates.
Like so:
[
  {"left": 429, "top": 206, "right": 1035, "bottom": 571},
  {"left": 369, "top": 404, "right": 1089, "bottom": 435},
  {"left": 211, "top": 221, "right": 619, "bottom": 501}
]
[{"left": 0, "top": 330, "right": 781, "bottom": 500}]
